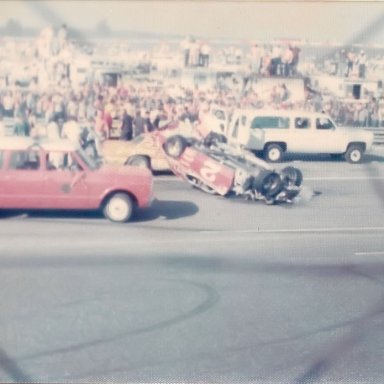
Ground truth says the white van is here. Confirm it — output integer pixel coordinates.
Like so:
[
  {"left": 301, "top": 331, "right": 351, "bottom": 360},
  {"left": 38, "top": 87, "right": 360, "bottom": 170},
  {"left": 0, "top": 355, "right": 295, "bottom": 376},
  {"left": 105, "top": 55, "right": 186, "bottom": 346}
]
[{"left": 225, "top": 109, "right": 374, "bottom": 163}]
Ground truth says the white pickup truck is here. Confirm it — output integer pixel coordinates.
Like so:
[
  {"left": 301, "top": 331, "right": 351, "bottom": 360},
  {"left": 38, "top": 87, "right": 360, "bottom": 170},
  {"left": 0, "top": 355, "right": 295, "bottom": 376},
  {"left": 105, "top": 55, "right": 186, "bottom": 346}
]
[{"left": 224, "top": 109, "right": 374, "bottom": 163}]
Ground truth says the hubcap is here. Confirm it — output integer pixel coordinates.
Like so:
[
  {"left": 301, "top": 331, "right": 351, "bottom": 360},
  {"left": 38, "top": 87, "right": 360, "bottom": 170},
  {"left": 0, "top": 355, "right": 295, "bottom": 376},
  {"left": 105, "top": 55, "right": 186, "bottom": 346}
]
[
  {"left": 108, "top": 197, "right": 129, "bottom": 221},
  {"left": 269, "top": 148, "right": 280, "bottom": 161},
  {"left": 350, "top": 149, "right": 361, "bottom": 162}
]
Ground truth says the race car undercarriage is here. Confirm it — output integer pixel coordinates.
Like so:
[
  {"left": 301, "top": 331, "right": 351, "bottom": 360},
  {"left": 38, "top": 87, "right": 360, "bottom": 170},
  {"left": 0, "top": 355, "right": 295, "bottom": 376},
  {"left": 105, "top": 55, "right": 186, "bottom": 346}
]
[{"left": 161, "top": 133, "right": 304, "bottom": 205}]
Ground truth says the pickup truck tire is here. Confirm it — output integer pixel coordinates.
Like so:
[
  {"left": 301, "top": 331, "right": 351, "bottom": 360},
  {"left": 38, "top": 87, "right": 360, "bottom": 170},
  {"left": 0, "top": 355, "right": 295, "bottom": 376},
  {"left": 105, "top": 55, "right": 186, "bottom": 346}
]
[
  {"left": 163, "top": 135, "right": 188, "bottom": 158},
  {"left": 264, "top": 144, "right": 283, "bottom": 162},
  {"left": 125, "top": 155, "right": 150, "bottom": 169},
  {"left": 281, "top": 166, "right": 303, "bottom": 187},
  {"left": 345, "top": 144, "right": 363, "bottom": 164},
  {"left": 103, "top": 193, "right": 134, "bottom": 223},
  {"left": 253, "top": 170, "right": 283, "bottom": 198}
]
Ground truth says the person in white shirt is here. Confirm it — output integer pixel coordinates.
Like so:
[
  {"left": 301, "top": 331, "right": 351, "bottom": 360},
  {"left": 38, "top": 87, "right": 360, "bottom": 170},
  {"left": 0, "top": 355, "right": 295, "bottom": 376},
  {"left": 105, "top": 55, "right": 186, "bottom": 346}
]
[{"left": 61, "top": 116, "right": 81, "bottom": 144}]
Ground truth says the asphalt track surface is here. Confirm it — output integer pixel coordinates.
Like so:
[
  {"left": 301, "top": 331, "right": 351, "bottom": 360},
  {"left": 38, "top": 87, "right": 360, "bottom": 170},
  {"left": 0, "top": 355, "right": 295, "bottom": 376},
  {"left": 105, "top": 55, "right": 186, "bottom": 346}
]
[{"left": 0, "top": 152, "right": 384, "bottom": 383}]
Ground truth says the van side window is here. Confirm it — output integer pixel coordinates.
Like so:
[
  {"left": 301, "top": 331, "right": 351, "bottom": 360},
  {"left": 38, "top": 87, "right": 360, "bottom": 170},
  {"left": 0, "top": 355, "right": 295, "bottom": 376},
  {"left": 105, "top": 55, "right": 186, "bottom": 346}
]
[
  {"left": 251, "top": 116, "right": 289, "bottom": 129},
  {"left": 295, "top": 117, "right": 310, "bottom": 129},
  {"left": 316, "top": 117, "right": 334, "bottom": 130},
  {"left": 9, "top": 150, "right": 40, "bottom": 170}
]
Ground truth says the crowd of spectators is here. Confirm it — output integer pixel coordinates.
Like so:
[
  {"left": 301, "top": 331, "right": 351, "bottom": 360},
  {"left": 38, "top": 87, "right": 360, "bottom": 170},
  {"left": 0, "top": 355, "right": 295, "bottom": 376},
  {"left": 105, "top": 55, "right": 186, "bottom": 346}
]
[{"left": 1, "top": 25, "right": 384, "bottom": 152}]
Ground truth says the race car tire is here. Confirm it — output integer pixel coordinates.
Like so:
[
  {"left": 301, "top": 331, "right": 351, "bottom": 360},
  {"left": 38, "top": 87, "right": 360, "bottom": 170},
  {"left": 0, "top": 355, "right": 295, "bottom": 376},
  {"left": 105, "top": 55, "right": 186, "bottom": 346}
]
[
  {"left": 103, "top": 193, "right": 134, "bottom": 223},
  {"left": 125, "top": 155, "right": 151, "bottom": 169},
  {"left": 344, "top": 144, "right": 363, "bottom": 164},
  {"left": 264, "top": 144, "right": 283, "bottom": 163},
  {"left": 163, "top": 135, "right": 188, "bottom": 158},
  {"left": 253, "top": 170, "right": 284, "bottom": 198},
  {"left": 281, "top": 166, "right": 303, "bottom": 187}
]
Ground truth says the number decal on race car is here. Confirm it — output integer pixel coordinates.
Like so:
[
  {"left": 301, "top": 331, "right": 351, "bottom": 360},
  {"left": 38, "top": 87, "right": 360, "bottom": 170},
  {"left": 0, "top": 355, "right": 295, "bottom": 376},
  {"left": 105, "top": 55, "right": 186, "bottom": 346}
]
[{"left": 200, "top": 159, "right": 222, "bottom": 182}]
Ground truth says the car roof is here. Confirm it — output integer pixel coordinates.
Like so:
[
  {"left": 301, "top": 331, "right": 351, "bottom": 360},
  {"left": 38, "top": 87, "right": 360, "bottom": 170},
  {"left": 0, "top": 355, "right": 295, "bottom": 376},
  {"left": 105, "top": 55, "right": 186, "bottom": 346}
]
[
  {"left": 233, "top": 109, "right": 329, "bottom": 118},
  {"left": 0, "top": 137, "right": 81, "bottom": 152}
]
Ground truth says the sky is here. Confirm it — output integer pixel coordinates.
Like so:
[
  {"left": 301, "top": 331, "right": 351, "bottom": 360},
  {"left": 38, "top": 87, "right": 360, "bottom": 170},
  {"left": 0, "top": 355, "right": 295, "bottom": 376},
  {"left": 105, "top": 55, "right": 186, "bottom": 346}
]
[{"left": 2, "top": 1, "right": 384, "bottom": 43}]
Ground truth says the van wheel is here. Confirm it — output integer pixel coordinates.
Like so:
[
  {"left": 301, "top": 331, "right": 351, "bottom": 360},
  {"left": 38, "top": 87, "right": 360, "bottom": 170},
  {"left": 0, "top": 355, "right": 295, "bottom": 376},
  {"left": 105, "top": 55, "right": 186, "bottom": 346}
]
[
  {"left": 163, "top": 135, "right": 188, "bottom": 158},
  {"left": 253, "top": 170, "right": 283, "bottom": 198},
  {"left": 281, "top": 166, "right": 303, "bottom": 187},
  {"left": 265, "top": 144, "right": 283, "bottom": 162},
  {"left": 125, "top": 155, "right": 150, "bottom": 169},
  {"left": 103, "top": 193, "right": 133, "bottom": 223},
  {"left": 345, "top": 145, "right": 363, "bottom": 164}
]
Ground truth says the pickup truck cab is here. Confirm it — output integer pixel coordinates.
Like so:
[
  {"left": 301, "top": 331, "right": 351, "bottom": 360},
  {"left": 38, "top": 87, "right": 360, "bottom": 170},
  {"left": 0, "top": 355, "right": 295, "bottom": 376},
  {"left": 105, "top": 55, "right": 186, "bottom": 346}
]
[{"left": 225, "top": 109, "right": 374, "bottom": 163}]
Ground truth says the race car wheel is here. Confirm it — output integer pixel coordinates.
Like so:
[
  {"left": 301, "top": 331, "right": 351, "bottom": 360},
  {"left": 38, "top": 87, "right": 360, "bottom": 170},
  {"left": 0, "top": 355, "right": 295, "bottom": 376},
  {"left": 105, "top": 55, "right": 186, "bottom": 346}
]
[
  {"left": 344, "top": 144, "right": 363, "bottom": 164},
  {"left": 125, "top": 155, "right": 151, "bottom": 169},
  {"left": 281, "top": 166, "right": 303, "bottom": 187},
  {"left": 163, "top": 135, "right": 188, "bottom": 158},
  {"left": 103, "top": 193, "right": 134, "bottom": 223},
  {"left": 253, "top": 170, "right": 284, "bottom": 198},
  {"left": 264, "top": 144, "right": 283, "bottom": 162}
]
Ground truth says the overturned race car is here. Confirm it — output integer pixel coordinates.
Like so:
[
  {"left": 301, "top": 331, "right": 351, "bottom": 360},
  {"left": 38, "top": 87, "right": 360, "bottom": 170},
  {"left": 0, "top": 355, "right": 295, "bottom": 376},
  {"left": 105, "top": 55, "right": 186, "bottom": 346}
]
[{"left": 161, "top": 133, "right": 304, "bottom": 205}]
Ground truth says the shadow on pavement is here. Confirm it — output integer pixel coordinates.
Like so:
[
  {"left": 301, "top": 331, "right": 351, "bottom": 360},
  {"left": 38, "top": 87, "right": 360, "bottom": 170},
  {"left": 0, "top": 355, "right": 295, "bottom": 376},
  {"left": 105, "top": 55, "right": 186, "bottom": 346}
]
[
  {"left": 0, "top": 199, "right": 199, "bottom": 222},
  {"left": 282, "top": 151, "right": 384, "bottom": 163},
  {"left": 133, "top": 199, "right": 199, "bottom": 222}
]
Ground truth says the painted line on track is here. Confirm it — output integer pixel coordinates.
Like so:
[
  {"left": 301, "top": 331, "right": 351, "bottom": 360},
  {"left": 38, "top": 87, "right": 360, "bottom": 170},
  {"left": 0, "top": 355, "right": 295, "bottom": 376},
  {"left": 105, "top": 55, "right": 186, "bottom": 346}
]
[
  {"left": 354, "top": 251, "right": 384, "bottom": 256},
  {"left": 155, "top": 176, "right": 384, "bottom": 182},
  {"left": 201, "top": 226, "right": 384, "bottom": 235}
]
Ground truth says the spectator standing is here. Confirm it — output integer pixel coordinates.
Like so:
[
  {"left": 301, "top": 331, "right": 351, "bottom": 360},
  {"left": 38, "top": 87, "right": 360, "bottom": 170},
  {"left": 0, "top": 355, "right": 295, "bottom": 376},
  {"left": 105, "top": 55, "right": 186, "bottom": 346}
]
[
  {"left": 14, "top": 114, "right": 29, "bottom": 136},
  {"left": 144, "top": 110, "right": 154, "bottom": 132},
  {"left": 61, "top": 115, "right": 81, "bottom": 144},
  {"left": 120, "top": 108, "right": 133, "bottom": 140},
  {"left": 270, "top": 45, "right": 282, "bottom": 76},
  {"left": 345, "top": 50, "right": 355, "bottom": 77},
  {"left": 46, "top": 116, "right": 61, "bottom": 139},
  {"left": 358, "top": 104, "right": 369, "bottom": 127},
  {"left": 282, "top": 45, "right": 294, "bottom": 77},
  {"left": 0, "top": 115, "right": 5, "bottom": 136},
  {"left": 357, "top": 50, "right": 367, "bottom": 79},
  {"left": 250, "top": 44, "right": 262, "bottom": 75},
  {"left": 200, "top": 42, "right": 211, "bottom": 67},
  {"left": 133, "top": 109, "right": 145, "bottom": 137},
  {"left": 2, "top": 91, "right": 14, "bottom": 117}
]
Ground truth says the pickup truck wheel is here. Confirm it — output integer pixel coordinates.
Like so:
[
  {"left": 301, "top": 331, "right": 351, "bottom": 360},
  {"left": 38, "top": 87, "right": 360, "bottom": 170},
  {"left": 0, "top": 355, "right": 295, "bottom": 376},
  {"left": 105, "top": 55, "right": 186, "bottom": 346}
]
[
  {"left": 163, "top": 135, "right": 188, "bottom": 158},
  {"left": 345, "top": 145, "right": 363, "bottom": 164},
  {"left": 265, "top": 144, "right": 283, "bottom": 162},
  {"left": 281, "top": 166, "right": 303, "bottom": 187},
  {"left": 103, "top": 193, "right": 133, "bottom": 223},
  {"left": 253, "top": 170, "right": 283, "bottom": 198},
  {"left": 125, "top": 155, "right": 150, "bottom": 169}
]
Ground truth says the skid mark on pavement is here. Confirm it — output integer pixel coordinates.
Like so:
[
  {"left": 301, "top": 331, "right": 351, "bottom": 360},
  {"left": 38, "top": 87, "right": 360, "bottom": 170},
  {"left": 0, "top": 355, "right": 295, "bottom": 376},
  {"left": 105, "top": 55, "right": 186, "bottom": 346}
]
[{"left": 17, "top": 279, "right": 219, "bottom": 363}]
